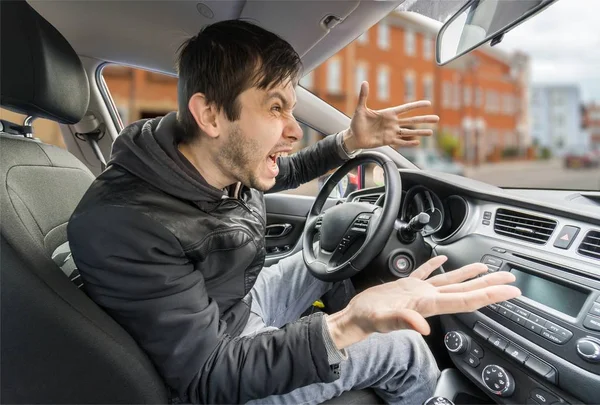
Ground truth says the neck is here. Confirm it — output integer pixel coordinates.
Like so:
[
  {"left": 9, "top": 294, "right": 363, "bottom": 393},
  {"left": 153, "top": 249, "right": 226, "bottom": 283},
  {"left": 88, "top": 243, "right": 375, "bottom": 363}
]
[{"left": 178, "top": 140, "right": 233, "bottom": 190}]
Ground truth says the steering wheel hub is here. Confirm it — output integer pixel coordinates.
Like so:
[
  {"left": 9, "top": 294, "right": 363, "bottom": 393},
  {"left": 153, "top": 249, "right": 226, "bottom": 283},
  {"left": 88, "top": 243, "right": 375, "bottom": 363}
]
[{"left": 303, "top": 151, "right": 402, "bottom": 281}]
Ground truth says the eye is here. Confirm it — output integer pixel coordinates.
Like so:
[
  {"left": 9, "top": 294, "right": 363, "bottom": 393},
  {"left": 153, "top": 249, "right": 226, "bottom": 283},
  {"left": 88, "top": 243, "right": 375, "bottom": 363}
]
[{"left": 271, "top": 105, "right": 282, "bottom": 113}]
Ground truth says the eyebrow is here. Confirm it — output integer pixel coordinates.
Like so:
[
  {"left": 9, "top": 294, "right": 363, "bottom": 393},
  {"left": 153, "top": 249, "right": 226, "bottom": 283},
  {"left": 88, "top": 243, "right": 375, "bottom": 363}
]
[{"left": 264, "top": 90, "right": 297, "bottom": 110}]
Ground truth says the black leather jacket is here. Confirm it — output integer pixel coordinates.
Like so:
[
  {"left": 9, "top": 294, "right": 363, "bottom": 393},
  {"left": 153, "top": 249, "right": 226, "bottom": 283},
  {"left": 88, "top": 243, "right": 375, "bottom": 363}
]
[{"left": 68, "top": 112, "right": 350, "bottom": 404}]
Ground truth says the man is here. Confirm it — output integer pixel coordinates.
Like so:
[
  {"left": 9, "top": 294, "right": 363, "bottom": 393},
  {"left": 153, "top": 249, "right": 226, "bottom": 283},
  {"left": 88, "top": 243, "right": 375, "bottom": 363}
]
[{"left": 68, "top": 20, "right": 520, "bottom": 404}]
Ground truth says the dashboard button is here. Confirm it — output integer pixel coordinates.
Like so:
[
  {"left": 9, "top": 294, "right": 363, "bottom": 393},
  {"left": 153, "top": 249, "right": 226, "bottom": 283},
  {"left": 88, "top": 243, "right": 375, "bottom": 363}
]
[
  {"left": 487, "top": 265, "right": 499, "bottom": 272},
  {"left": 488, "top": 303, "right": 500, "bottom": 312},
  {"left": 528, "top": 313, "right": 547, "bottom": 326},
  {"left": 483, "top": 211, "right": 492, "bottom": 220},
  {"left": 504, "top": 344, "right": 528, "bottom": 364},
  {"left": 583, "top": 315, "right": 600, "bottom": 331},
  {"left": 500, "top": 301, "right": 516, "bottom": 311},
  {"left": 470, "top": 342, "right": 484, "bottom": 359},
  {"left": 524, "top": 356, "right": 553, "bottom": 378},
  {"left": 488, "top": 334, "right": 509, "bottom": 351},
  {"left": 482, "top": 220, "right": 491, "bottom": 225},
  {"left": 482, "top": 256, "right": 503, "bottom": 268},
  {"left": 544, "top": 322, "right": 573, "bottom": 342},
  {"left": 590, "top": 302, "right": 600, "bottom": 317},
  {"left": 510, "top": 312, "right": 528, "bottom": 326},
  {"left": 474, "top": 323, "right": 491, "bottom": 340},
  {"left": 525, "top": 320, "right": 543, "bottom": 334},
  {"left": 498, "top": 307, "right": 512, "bottom": 318},
  {"left": 530, "top": 388, "right": 559, "bottom": 405},
  {"left": 514, "top": 307, "right": 531, "bottom": 318},
  {"left": 492, "top": 247, "right": 506, "bottom": 253},
  {"left": 463, "top": 354, "right": 480, "bottom": 368},
  {"left": 541, "top": 330, "right": 565, "bottom": 344},
  {"left": 553, "top": 225, "right": 580, "bottom": 249}
]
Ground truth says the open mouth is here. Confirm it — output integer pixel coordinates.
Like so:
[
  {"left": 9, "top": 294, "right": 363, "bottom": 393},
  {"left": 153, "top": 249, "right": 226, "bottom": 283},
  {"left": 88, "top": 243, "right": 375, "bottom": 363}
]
[{"left": 266, "top": 151, "right": 289, "bottom": 177}]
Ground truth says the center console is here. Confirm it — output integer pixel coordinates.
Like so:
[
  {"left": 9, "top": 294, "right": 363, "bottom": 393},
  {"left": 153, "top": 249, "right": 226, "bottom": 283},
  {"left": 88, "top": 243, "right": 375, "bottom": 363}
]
[{"left": 439, "top": 247, "right": 600, "bottom": 405}]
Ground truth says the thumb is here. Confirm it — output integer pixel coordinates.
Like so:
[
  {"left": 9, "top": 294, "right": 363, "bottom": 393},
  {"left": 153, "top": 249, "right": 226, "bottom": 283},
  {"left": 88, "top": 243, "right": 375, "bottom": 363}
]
[
  {"left": 357, "top": 81, "right": 369, "bottom": 110},
  {"left": 394, "top": 309, "right": 431, "bottom": 336}
]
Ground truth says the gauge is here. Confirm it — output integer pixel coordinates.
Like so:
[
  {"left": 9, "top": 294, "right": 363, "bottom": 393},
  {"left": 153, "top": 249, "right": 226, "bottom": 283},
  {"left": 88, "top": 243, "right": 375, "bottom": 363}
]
[{"left": 401, "top": 186, "right": 444, "bottom": 236}]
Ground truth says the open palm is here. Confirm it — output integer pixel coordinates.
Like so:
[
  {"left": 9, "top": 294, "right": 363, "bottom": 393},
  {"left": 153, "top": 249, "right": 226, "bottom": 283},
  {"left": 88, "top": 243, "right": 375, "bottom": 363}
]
[{"left": 347, "top": 255, "right": 521, "bottom": 336}]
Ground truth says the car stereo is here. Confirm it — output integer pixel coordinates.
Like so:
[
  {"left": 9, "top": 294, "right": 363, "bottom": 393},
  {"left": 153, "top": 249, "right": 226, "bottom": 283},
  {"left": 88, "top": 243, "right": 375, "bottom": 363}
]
[{"left": 508, "top": 266, "right": 589, "bottom": 319}]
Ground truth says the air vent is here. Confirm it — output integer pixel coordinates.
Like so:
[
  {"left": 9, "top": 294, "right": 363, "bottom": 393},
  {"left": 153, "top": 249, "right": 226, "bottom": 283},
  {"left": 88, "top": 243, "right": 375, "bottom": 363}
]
[
  {"left": 356, "top": 194, "right": 381, "bottom": 204},
  {"left": 493, "top": 209, "right": 557, "bottom": 244},
  {"left": 578, "top": 230, "right": 600, "bottom": 260}
]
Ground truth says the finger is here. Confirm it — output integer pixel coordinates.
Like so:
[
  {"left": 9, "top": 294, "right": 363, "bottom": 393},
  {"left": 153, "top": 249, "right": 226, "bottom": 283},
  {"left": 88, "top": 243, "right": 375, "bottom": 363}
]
[
  {"left": 392, "top": 139, "right": 420, "bottom": 148},
  {"left": 397, "top": 127, "right": 433, "bottom": 138},
  {"left": 432, "top": 285, "right": 521, "bottom": 316},
  {"left": 393, "top": 309, "right": 431, "bottom": 336},
  {"left": 437, "top": 271, "right": 516, "bottom": 294},
  {"left": 357, "top": 81, "right": 369, "bottom": 110},
  {"left": 410, "top": 255, "right": 448, "bottom": 280},
  {"left": 383, "top": 100, "right": 431, "bottom": 115},
  {"left": 427, "top": 262, "right": 488, "bottom": 287},
  {"left": 397, "top": 115, "right": 440, "bottom": 125}
]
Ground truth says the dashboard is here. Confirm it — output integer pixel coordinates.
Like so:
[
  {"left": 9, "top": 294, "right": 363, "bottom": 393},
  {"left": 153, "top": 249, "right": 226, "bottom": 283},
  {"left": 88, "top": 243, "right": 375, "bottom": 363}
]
[{"left": 348, "top": 169, "right": 600, "bottom": 405}]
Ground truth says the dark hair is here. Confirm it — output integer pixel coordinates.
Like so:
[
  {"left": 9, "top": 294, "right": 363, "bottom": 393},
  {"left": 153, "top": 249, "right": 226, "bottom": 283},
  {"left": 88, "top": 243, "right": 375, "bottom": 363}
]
[{"left": 175, "top": 20, "right": 302, "bottom": 144}]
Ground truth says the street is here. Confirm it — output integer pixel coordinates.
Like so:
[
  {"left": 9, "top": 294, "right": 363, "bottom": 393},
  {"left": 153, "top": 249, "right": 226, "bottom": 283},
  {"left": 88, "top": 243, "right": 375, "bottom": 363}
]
[{"left": 464, "top": 158, "right": 600, "bottom": 191}]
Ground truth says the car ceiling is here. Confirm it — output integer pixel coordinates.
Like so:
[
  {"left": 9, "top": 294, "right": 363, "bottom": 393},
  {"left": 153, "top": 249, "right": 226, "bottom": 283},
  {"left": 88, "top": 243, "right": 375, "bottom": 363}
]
[{"left": 28, "top": 0, "right": 405, "bottom": 76}]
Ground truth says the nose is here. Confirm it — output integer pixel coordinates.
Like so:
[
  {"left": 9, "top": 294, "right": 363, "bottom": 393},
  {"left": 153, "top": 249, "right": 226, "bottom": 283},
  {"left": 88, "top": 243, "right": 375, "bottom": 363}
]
[{"left": 283, "top": 115, "right": 303, "bottom": 143}]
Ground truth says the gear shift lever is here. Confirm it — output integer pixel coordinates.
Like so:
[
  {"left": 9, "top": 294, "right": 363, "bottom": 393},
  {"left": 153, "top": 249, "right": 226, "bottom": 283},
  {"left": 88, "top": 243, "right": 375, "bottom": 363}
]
[{"left": 398, "top": 212, "right": 430, "bottom": 243}]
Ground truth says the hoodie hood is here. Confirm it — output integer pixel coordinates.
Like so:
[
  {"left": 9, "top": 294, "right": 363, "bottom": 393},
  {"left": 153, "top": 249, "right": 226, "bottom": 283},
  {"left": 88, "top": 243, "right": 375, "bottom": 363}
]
[{"left": 108, "top": 112, "right": 225, "bottom": 202}]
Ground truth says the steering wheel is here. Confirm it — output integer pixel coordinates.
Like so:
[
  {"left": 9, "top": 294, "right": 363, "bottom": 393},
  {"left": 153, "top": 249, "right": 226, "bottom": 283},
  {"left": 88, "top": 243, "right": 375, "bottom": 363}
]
[{"left": 303, "top": 151, "right": 402, "bottom": 281}]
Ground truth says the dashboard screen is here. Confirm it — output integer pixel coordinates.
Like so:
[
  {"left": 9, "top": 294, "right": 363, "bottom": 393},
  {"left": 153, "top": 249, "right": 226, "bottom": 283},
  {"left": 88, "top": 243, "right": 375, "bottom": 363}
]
[{"left": 510, "top": 267, "right": 588, "bottom": 317}]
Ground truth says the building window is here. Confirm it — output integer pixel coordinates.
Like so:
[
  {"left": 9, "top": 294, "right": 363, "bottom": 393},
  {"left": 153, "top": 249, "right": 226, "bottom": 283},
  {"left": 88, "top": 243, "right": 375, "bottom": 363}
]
[
  {"left": 476, "top": 87, "right": 484, "bottom": 108},
  {"left": 405, "top": 29, "right": 415, "bottom": 56},
  {"left": 453, "top": 82, "right": 461, "bottom": 109},
  {"left": 357, "top": 31, "right": 368, "bottom": 45},
  {"left": 443, "top": 82, "right": 451, "bottom": 108},
  {"left": 377, "top": 67, "right": 390, "bottom": 101},
  {"left": 300, "top": 71, "right": 313, "bottom": 90},
  {"left": 404, "top": 72, "right": 415, "bottom": 102},
  {"left": 378, "top": 22, "right": 390, "bottom": 50},
  {"left": 502, "top": 94, "right": 513, "bottom": 114},
  {"left": 355, "top": 63, "right": 368, "bottom": 94},
  {"left": 486, "top": 91, "right": 499, "bottom": 112},
  {"left": 423, "top": 77, "right": 434, "bottom": 102},
  {"left": 423, "top": 36, "right": 433, "bottom": 60},
  {"left": 327, "top": 59, "right": 341, "bottom": 95},
  {"left": 464, "top": 86, "right": 471, "bottom": 106}
]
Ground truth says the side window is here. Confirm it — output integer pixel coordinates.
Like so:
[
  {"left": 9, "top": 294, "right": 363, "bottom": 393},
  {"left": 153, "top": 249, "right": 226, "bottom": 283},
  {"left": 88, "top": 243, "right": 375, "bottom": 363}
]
[
  {"left": 101, "top": 65, "right": 177, "bottom": 128},
  {"left": 0, "top": 108, "right": 64, "bottom": 148}
]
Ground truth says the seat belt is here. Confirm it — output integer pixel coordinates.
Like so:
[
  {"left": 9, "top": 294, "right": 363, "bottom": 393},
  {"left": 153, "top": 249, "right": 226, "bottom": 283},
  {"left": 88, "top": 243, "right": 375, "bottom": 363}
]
[{"left": 73, "top": 114, "right": 107, "bottom": 171}]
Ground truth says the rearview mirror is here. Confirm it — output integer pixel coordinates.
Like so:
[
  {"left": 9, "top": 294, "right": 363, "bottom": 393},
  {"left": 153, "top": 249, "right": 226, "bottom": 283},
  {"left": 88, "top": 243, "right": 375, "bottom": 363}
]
[{"left": 436, "top": 0, "right": 558, "bottom": 65}]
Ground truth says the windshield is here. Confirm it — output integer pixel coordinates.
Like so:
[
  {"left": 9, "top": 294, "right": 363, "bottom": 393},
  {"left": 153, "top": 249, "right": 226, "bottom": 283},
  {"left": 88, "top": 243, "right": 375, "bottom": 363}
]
[{"left": 302, "top": 0, "right": 600, "bottom": 190}]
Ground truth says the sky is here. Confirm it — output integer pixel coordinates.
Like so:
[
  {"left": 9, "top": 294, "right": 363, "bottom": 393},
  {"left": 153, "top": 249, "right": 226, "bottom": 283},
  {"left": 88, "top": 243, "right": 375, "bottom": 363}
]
[{"left": 497, "top": 0, "right": 600, "bottom": 103}]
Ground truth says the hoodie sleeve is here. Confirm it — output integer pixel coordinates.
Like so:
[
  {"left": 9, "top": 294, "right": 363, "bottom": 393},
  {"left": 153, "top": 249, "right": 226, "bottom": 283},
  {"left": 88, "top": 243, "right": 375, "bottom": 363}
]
[
  {"left": 268, "top": 132, "right": 352, "bottom": 193},
  {"left": 68, "top": 205, "right": 338, "bottom": 404}
]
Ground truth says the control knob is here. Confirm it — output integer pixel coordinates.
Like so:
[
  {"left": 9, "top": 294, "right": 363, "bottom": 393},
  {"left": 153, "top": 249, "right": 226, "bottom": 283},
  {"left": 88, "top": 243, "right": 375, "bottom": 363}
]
[
  {"left": 423, "top": 396, "right": 454, "bottom": 405},
  {"left": 444, "top": 331, "right": 467, "bottom": 354},
  {"left": 576, "top": 337, "right": 600, "bottom": 363},
  {"left": 481, "top": 365, "right": 515, "bottom": 397}
]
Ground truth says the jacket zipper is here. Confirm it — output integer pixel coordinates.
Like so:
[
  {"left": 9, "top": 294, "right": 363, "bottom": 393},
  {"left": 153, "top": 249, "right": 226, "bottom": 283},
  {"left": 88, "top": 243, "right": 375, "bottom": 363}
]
[{"left": 221, "top": 198, "right": 266, "bottom": 227}]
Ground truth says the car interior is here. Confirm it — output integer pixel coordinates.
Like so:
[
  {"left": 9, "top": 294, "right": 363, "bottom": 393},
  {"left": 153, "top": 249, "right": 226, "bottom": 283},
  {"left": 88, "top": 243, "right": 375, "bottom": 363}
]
[{"left": 1, "top": 0, "right": 599, "bottom": 404}]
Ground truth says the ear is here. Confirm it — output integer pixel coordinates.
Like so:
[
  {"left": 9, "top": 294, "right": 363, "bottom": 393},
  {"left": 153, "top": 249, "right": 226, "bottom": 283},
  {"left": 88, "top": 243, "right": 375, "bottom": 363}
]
[{"left": 188, "top": 93, "right": 220, "bottom": 139}]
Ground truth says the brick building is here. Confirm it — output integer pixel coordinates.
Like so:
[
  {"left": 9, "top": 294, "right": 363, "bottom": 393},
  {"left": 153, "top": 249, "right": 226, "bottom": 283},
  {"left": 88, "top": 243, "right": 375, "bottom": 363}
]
[
  {"left": 302, "top": 12, "right": 530, "bottom": 164},
  {"left": 583, "top": 103, "right": 600, "bottom": 150}
]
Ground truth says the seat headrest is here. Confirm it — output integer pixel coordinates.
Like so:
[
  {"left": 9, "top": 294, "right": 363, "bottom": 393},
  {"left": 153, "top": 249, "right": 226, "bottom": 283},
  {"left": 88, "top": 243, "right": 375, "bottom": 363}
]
[{"left": 0, "top": 0, "right": 90, "bottom": 124}]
